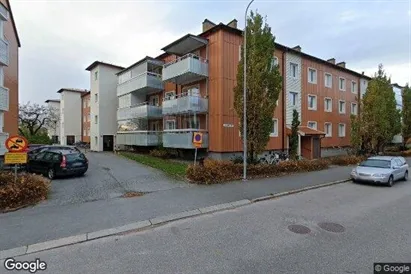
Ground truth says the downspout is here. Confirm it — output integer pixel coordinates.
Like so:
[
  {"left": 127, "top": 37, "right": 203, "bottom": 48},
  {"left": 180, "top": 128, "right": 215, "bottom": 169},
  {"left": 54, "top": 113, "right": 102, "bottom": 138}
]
[
  {"left": 206, "top": 43, "right": 209, "bottom": 134},
  {"left": 281, "top": 50, "right": 286, "bottom": 152}
]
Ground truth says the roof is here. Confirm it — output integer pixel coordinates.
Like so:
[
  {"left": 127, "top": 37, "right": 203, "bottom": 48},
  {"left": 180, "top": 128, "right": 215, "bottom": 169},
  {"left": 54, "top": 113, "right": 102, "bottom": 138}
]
[
  {"left": 81, "top": 91, "right": 91, "bottom": 97},
  {"left": 45, "top": 99, "right": 60, "bottom": 103},
  {"left": 85, "top": 61, "right": 125, "bottom": 71},
  {"left": 392, "top": 83, "right": 405, "bottom": 89},
  {"left": 286, "top": 126, "right": 326, "bottom": 136},
  {"left": 116, "top": 56, "right": 164, "bottom": 75},
  {"left": 161, "top": 34, "right": 208, "bottom": 56},
  {"left": 57, "top": 88, "right": 90, "bottom": 94},
  {"left": 6, "top": 0, "right": 21, "bottom": 47}
]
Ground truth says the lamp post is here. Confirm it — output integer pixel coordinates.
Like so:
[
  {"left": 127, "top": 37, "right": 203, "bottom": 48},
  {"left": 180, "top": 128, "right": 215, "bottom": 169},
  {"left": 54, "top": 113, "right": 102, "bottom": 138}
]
[{"left": 243, "top": 0, "right": 254, "bottom": 181}]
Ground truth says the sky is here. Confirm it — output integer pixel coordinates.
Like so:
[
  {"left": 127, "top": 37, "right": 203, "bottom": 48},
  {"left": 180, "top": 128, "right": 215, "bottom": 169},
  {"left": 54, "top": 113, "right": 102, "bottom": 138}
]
[{"left": 12, "top": 0, "right": 411, "bottom": 104}]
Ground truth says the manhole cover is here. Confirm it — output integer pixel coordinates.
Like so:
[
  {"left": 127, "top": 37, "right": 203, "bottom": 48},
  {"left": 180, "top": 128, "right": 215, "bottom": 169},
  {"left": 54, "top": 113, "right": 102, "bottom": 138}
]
[
  {"left": 318, "top": 222, "right": 345, "bottom": 233},
  {"left": 288, "top": 224, "right": 311, "bottom": 234}
]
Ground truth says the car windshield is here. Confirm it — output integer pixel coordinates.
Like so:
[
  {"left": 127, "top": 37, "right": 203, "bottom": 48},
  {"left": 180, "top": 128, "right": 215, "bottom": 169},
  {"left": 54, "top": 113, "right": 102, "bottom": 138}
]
[
  {"left": 359, "top": 159, "right": 391, "bottom": 169},
  {"left": 65, "top": 153, "right": 85, "bottom": 162}
]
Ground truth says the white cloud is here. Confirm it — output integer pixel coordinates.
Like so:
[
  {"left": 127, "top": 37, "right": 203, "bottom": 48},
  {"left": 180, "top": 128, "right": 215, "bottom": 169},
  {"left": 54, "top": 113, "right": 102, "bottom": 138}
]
[{"left": 352, "top": 62, "right": 411, "bottom": 86}]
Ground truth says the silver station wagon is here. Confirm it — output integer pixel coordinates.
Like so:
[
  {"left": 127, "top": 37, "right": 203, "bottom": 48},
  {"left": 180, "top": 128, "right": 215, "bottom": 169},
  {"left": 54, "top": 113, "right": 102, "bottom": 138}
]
[{"left": 350, "top": 156, "right": 409, "bottom": 187}]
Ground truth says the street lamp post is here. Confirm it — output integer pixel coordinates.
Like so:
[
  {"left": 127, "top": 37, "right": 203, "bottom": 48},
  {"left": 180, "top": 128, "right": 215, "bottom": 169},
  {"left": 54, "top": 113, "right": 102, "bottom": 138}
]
[{"left": 243, "top": 0, "right": 254, "bottom": 181}]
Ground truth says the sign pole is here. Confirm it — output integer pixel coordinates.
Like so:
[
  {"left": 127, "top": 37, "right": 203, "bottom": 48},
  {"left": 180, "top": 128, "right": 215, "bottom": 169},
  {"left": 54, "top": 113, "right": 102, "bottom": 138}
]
[
  {"left": 14, "top": 164, "right": 17, "bottom": 184},
  {"left": 194, "top": 147, "right": 198, "bottom": 165}
]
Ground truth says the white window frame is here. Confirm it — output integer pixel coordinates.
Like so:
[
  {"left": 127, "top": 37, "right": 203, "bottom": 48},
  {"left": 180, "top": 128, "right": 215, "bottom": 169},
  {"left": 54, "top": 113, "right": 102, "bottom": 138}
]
[
  {"left": 164, "top": 91, "right": 176, "bottom": 100},
  {"left": 308, "top": 94, "right": 317, "bottom": 110},
  {"left": 324, "top": 97, "right": 332, "bottom": 112},
  {"left": 94, "top": 115, "right": 98, "bottom": 124},
  {"left": 324, "top": 122, "right": 332, "bottom": 137},
  {"left": 165, "top": 119, "right": 176, "bottom": 130},
  {"left": 149, "top": 95, "right": 160, "bottom": 106},
  {"left": 0, "top": 66, "right": 4, "bottom": 87},
  {"left": 94, "top": 71, "right": 98, "bottom": 81},
  {"left": 270, "top": 118, "right": 279, "bottom": 137},
  {"left": 290, "top": 62, "right": 298, "bottom": 78},
  {"left": 338, "top": 123, "right": 346, "bottom": 137},
  {"left": 95, "top": 136, "right": 98, "bottom": 144},
  {"left": 238, "top": 45, "right": 242, "bottom": 61},
  {"left": 339, "top": 100, "right": 346, "bottom": 114},
  {"left": 351, "top": 102, "right": 358, "bottom": 115},
  {"left": 308, "top": 68, "right": 317, "bottom": 84},
  {"left": 339, "top": 77, "right": 346, "bottom": 91},
  {"left": 351, "top": 81, "right": 357, "bottom": 94},
  {"left": 94, "top": 93, "right": 98, "bottom": 103},
  {"left": 324, "top": 73, "right": 332, "bottom": 88},
  {"left": 289, "top": 92, "right": 298, "bottom": 107},
  {"left": 307, "top": 121, "right": 317, "bottom": 130}
]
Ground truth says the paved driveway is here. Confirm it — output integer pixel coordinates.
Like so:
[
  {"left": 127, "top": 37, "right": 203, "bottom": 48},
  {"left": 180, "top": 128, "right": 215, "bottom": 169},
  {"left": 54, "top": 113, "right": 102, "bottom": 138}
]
[{"left": 41, "top": 152, "right": 187, "bottom": 207}]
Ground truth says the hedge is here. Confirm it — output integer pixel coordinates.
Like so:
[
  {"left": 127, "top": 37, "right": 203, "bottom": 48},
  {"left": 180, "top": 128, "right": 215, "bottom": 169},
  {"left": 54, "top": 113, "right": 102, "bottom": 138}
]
[
  {"left": 0, "top": 172, "right": 50, "bottom": 212},
  {"left": 325, "top": 155, "right": 367, "bottom": 166}
]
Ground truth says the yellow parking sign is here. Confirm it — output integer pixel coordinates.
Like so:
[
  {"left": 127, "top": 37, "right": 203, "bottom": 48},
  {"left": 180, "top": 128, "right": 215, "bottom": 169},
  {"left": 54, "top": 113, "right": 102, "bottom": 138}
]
[{"left": 5, "top": 152, "right": 28, "bottom": 164}]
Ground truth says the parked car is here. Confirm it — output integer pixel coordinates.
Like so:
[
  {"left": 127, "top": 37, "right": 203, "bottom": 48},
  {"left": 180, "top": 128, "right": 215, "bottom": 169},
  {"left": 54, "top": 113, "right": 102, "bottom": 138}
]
[
  {"left": 27, "top": 145, "right": 81, "bottom": 160},
  {"left": 27, "top": 150, "right": 88, "bottom": 179},
  {"left": 73, "top": 141, "right": 90, "bottom": 148},
  {"left": 350, "top": 156, "right": 409, "bottom": 187}
]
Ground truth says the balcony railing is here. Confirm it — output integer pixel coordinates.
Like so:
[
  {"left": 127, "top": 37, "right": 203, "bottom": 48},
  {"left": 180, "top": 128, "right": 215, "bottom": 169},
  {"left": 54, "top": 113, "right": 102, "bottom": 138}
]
[
  {"left": 116, "top": 131, "right": 161, "bottom": 146},
  {"left": 162, "top": 53, "right": 208, "bottom": 85},
  {"left": 0, "top": 132, "right": 8, "bottom": 155},
  {"left": 0, "top": 86, "right": 8, "bottom": 111},
  {"left": 162, "top": 129, "right": 208, "bottom": 149},
  {"left": 0, "top": 38, "right": 9, "bottom": 66},
  {"left": 162, "top": 94, "right": 208, "bottom": 115},
  {"left": 117, "top": 72, "right": 163, "bottom": 97},
  {"left": 117, "top": 102, "right": 162, "bottom": 120}
]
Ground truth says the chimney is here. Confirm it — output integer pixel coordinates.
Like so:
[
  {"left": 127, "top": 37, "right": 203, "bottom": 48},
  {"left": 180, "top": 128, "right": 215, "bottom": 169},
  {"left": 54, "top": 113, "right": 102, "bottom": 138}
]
[
  {"left": 362, "top": 71, "right": 364, "bottom": 75},
  {"left": 227, "top": 19, "right": 238, "bottom": 29},
  {"left": 336, "top": 61, "right": 346, "bottom": 68},
  {"left": 292, "top": 45, "right": 301, "bottom": 52},
  {"left": 202, "top": 19, "right": 216, "bottom": 32},
  {"left": 327, "top": 58, "right": 336, "bottom": 64}
]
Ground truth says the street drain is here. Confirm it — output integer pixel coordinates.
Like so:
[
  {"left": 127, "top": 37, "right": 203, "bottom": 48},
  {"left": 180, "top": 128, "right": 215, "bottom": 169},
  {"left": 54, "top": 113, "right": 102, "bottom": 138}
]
[
  {"left": 288, "top": 224, "right": 311, "bottom": 234},
  {"left": 318, "top": 222, "right": 345, "bottom": 233}
]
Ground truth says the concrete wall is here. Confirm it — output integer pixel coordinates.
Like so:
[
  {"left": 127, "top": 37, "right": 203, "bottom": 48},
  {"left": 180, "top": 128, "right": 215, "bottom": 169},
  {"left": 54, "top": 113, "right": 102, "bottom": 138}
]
[{"left": 59, "top": 91, "right": 82, "bottom": 145}]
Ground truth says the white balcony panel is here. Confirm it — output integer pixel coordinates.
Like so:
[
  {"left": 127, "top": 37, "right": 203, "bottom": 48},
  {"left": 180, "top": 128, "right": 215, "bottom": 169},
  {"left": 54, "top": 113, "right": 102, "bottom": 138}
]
[
  {"left": 117, "top": 104, "right": 162, "bottom": 120},
  {"left": 0, "top": 132, "right": 8, "bottom": 155},
  {"left": 0, "top": 38, "right": 9, "bottom": 66},
  {"left": 117, "top": 72, "right": 163, "bottom": 97},
  {"left": 162, "top": 96, "right": 208, "bottom": 115},
  {"left": 162, "top": 54, "right": 208, "bottom": 85},
  {"left": 116, "top": 131, "right": 161, "bottom": 146},
  {"left": 0, "top": 86, "right": 8, "bottom": 111},
  {"left": 163, "top": 130, "right": 208, "bottom": 149},
  {"left": 0, "top": 4, "right": 8, "bottom": 21}
]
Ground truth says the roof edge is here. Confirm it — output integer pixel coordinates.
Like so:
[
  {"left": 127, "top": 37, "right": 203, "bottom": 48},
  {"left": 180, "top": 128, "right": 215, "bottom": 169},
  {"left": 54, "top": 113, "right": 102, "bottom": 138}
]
[{"left": 85, "top": 61, "right": 125, "bottom": 71}]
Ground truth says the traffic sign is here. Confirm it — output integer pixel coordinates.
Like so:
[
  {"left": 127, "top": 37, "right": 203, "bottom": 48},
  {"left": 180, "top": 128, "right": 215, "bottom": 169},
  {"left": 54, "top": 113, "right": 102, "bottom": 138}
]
[
  {"left": 5, "top": 135, "right": 28, "bottom": 152},
  {"left": 193, "top": 132, "right": 203, "bottom": 145},
  {"left": 194, "top": 142, "right": 202, "bottom": 148},
  {"left": 5, "top": 152, "right": 28, "bottom": 164}
]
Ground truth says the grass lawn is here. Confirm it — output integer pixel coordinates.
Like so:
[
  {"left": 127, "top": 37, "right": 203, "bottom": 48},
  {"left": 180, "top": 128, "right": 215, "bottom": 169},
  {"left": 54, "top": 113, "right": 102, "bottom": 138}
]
[{"left": 119, "top": 152, "right": 188, "bottom": 179}]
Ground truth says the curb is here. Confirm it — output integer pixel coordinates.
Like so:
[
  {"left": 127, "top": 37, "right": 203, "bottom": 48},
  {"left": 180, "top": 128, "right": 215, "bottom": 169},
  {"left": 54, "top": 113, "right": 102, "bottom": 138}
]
[{"left": 0, "top": 178, "right": 351, "bottom": 259}]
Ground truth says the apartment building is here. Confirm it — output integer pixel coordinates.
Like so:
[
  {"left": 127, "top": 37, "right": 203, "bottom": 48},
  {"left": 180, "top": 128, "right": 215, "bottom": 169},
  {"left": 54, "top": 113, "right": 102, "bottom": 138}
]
[
  {"left": 44, "top": 99, "right": 60, "bottom": 143},
  {"left": 85, "top": 61, "right": 124, "bottom": 151},
  {"left": 0, "top": 0, "right": 20, "bottom": 156},
  {"left": 58, "top": 88, "right": 89, "bottom": 145},
  {"left": 81, "top": 92, "right": 90, "bottom": 143},
  {"left": 114, "top": 18, "right": 372, "bottom": 159}
]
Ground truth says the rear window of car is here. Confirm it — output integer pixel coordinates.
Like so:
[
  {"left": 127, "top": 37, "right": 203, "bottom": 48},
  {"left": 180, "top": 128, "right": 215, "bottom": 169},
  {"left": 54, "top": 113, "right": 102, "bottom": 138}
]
[{"left": 65, "top": 153, "right": 86, "bottom": 162}]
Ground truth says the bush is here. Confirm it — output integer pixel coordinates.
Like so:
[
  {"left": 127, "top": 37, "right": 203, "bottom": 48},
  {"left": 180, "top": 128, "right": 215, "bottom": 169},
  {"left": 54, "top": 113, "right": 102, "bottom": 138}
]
[
  {"left": 325, "top": 155, "right": 367, "bottom": 166},
  {"left": 0, "top": 172, "right": 50, "bottom": 212},
  {"left": 149, "top": 149, "right": 169, "bottom": 158}
]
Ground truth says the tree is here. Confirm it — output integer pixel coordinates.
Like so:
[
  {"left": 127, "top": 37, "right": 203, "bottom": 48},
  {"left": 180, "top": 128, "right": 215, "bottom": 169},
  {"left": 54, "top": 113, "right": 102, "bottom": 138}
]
[
  {"left": 289, "top": 109, "right": 300, "bottom": 160},
  {"left": 233, "top": 11, "right": 282, "bottom": 162},
  {"left": 350, "top": 114, "right": 362, "bottom": 154},
  {"left": 402, "top": 84, "right": 411, "bottom": 148},
  {"left": 355, "top": 64, "right": 401, "bottom": 153},
  {"left": 18, "top": 102, "right": 55, "bottom": 137}
]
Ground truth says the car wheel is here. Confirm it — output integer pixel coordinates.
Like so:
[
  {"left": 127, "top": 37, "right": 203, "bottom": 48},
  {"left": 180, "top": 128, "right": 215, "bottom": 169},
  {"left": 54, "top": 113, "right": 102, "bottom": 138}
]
[
  {"left": 403, "top": 171, "right": 408, "bottom": 181},
  {"left": 47, "top": 168, "right": 55, "bottom": 180},
  {"left": 387, "top": 175, "right": 394, "bottom": 187},
  {"left": 352, "top": 179, "right": 357, "bottom": 183}
]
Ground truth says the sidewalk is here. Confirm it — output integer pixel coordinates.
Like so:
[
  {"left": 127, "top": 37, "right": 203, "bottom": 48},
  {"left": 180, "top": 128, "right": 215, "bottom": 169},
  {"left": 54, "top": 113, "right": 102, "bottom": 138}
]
[{"left": 0, "top": 165, "right": 353, "bottom": 250}]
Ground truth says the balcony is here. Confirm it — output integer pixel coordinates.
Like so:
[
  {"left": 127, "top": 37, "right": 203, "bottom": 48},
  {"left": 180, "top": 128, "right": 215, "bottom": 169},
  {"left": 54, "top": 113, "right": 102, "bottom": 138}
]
[
  {"left": 162, "top": 130, "right": 208, "bottom": 149},
  {"left": 162, "top": 95, "right": 208, "bottom": 115},
  {"left": 0, "top": 38, "right": 9, "bottom": 66},
  {"left": 116, "top": 131, "right": 161, "bottom": 146},
  {"left": 162, "top": 54, "right": 208, "bottom": 85},
  {"left": 0, "top": 132, "right": 8, "bottom": 155},
  {"left": 117, "top": 72, "right": 163, "bottom": 97},
  {"left": 117, "top": 102, "right": 162, "bottom": 120},
  {"left": 0, "top": 86, "right": 8, "bottom": 111},
  {"left": 0, "top": 3, "right": 8, "bottom": 21}
]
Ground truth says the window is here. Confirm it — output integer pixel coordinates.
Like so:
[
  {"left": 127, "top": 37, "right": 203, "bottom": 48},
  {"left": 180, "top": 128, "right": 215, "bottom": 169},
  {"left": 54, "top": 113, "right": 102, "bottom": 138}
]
[
  {"left": 339, "top": 100, "right": 346, "bottom": 114},
  {"left": 94, "top": 71, "right": 98, "bottom": 81},
  {"left": 238, "top": 45, "right": 242, "bottom": 61},
  {"left": 324, "top": 123, "right": 332, "bottom": 137},
  {"left": 290, "top": 63, "right": 298, "bottom": 78},
  {"left": 308, "top": 68, "right": 317, "bottom": 84},
  {"left": 307, "top": 121, "right": 317, "bottom": 129},
  {"left": 338, "top": 123, "right": 346, "bottom": 137},
  {"left": 94, "top": 115, "right": 98, "bottom": 124},
  {"left": 324, "top": 73, "right": 332, "bottom": 88},
  {"left": 94, "top": 93, "right": 98, "bottom": 103},
  {"left": 0, "top": 66, "right": 4, "bottom": 87},
  {"left": 351, "top": 102, "right": 358, "bottom": 115},
  {"left": 95, "top": 136, "right": 98, "bottom": 144},
  {"left": 351, "top": 81, "right": 357, "bottom": 94},
  {"left": 289, "top": 92, "right": 298, "bottom": 106},
  {"left": 0, "top": 112, "right": 3, "bottom": 132},
  {"left": 270, "top": 57, "right": 278, "bottom": 71},
  {"left": 324, "top": 98, "right": 332, "bottom": 112},
  {"left": 271, "top": 119, "right": 278, "bottom": 137},
  {"left": 150, "top": 95, "right": 159, "bottom": 106},
  {"left": 0, "top": 21, "right": 3, "bottom": 39},
  {"left": 339, "top": 77, "right": 346, "bottom": 91},
  {"left": 165, "top": 120, "right": 176, "bottom": 130},
  {"left": 308, "top": 95, "right": 317, "bottom": 110},
  {"left": 164, "top": 91, "right": 176, "bottom": 100},
  {"left": 83, "top": 129, "right": 87, "bottom": 136}
]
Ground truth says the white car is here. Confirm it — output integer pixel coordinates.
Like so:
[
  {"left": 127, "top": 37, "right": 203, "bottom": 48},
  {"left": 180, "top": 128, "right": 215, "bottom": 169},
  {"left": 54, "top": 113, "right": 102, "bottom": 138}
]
[{"left": 350, "top": 156, "right": 409, "bottom": 187}]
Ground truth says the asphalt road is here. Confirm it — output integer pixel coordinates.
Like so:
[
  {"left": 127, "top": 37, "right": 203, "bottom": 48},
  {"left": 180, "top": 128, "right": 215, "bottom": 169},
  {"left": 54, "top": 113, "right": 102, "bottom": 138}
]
[{"left": 3, "top": 179, "right": 411, "bottom": 274}]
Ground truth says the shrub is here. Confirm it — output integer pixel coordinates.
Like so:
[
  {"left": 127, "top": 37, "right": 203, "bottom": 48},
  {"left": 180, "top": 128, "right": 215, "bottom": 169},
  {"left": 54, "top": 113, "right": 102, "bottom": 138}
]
[
  {"left": 0, "top": 172, "right": 50, "bottom": 212},
  {"left": 325, "top": 155, "right": 367, "bottom": 166},
  {"left": 149, "top": 149, "right": 169, "bottom": 158}
]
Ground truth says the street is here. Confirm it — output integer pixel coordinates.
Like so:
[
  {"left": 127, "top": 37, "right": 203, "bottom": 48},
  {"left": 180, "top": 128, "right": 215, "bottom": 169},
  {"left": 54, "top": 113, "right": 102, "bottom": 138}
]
[{"left": 2, "top": 179, "right": 411, "bottom": 274}]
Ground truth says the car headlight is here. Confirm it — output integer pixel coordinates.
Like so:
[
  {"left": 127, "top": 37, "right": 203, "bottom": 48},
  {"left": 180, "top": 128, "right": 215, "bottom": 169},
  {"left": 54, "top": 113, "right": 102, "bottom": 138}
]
[
  {"left": 351, "top": 169, "right": 357, "bottom": 175},
  {"left": 373, "top": 173, "right": 388, "bottom": 178}
]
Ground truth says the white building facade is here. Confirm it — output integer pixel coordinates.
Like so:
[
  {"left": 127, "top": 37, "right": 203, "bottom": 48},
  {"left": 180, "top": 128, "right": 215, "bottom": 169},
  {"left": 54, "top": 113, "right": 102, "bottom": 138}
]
[
  {"left": 44, "top": 99, "right": 60, "bottom": 144},
  {"left": 86, "top": 61, "right": 124, "bottom": 151}
]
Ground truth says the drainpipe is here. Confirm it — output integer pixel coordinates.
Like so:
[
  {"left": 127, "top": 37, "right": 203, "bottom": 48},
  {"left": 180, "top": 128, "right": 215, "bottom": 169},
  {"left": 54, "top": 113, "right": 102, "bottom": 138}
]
[
  {"left": 281, "top": 50, "right": 286, "bottom": 152},
  {"left": 206, "top": 44, "right": 209, "bottom": 133}
]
